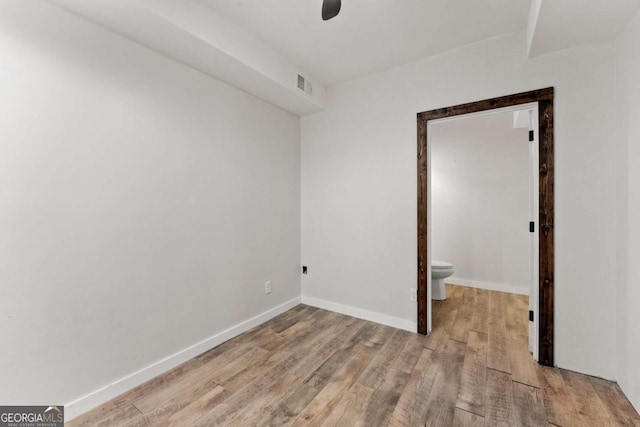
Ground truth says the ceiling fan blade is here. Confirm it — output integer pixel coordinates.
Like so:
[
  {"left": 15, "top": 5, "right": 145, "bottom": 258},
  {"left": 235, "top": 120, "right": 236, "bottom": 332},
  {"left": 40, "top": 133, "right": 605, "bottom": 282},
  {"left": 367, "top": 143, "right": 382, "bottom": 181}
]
[{"left": 322, "top": 0, "right": 341, "bottom": 20}]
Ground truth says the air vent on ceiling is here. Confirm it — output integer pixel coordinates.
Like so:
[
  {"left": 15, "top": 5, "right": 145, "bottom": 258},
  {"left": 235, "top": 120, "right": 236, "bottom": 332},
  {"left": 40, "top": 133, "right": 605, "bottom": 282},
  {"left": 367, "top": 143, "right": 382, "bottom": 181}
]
[{"left": 297, "top": 74, "right": 313, "bottom": 95}]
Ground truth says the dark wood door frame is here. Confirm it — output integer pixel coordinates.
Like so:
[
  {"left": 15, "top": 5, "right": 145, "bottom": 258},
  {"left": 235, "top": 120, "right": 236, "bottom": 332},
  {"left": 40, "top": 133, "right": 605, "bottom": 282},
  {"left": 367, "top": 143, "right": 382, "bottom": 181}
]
[{"left": 417, "top": 87, "right": 555, "bottom": 366}]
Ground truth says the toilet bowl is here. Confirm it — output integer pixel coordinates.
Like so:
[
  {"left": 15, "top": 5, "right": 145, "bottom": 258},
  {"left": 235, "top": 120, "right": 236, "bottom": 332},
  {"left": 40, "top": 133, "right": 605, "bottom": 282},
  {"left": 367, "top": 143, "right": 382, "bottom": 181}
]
[{"left": 432, "top": 260, "right": 454, "bottom": 300}]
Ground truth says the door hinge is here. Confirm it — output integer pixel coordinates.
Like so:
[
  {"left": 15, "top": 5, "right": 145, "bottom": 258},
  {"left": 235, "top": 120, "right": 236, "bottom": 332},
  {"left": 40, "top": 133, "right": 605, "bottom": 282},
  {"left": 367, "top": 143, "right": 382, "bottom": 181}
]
[
  {"left": 529, "top": 130, "right": 534, "bottom": 141},
  {"left": 529, "top": 310, "right": 534, "bottom": 322},
  {"left": 529, "top": 221, "right": 535, "bottom": 233}
]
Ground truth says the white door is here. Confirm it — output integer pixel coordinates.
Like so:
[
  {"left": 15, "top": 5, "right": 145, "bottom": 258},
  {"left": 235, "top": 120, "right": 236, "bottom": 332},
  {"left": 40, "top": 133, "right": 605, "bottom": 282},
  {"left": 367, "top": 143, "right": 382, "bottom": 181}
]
[{"left": 528, "top": 107, "right": 540, "bottom": 360}]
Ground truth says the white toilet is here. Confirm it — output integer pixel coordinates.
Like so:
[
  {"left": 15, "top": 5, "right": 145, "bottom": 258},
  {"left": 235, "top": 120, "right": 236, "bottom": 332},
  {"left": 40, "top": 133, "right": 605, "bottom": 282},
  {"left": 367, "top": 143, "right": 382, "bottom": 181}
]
[{"left": 432, "top": 260, "right": 454, "bottom": 301}]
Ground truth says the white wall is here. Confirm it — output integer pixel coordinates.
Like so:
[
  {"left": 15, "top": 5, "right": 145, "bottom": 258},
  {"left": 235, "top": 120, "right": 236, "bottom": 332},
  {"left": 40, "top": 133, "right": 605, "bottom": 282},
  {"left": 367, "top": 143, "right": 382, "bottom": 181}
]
[
  {"left": 301, "top": 31, "right": 618, "bottom": 379},
  {"left": 615, "top": 9, "right": 640, "bottom": 412},
  {"left": 0, "top": 1, "right": 300, "bottom": 412},
  {"left": 431, "top": 112, "right": 530, "bottom": 293}
]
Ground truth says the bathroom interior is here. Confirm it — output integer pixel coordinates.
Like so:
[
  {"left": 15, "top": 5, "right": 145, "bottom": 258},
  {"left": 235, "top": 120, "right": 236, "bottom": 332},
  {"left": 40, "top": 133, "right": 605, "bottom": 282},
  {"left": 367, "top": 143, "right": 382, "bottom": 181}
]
[{"left": 429, "top": 106, "right": 537, "bottom": 354}]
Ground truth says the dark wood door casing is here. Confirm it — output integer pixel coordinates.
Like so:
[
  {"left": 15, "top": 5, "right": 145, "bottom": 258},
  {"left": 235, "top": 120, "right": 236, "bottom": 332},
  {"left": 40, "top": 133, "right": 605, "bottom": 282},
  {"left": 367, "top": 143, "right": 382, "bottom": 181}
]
[{"left": 417, "top": 88, "right": 555, "bottom": 366}]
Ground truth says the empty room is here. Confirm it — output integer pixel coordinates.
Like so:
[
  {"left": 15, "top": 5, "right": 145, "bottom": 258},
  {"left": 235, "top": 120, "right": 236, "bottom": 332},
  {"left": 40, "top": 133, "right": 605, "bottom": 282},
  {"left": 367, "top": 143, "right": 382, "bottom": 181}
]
[{"left": 1, "top": 0, "right": 640, "bottom": 425}]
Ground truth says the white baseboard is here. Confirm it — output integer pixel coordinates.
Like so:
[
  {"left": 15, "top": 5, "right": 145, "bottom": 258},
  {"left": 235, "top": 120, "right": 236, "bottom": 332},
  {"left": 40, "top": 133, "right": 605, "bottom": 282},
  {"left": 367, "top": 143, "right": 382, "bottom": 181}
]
[
  {"left": 619, "top": 380, "right": 640, "bottom": 415},
  {"left": 301, "top": 295, "right": 417, "bottom": 333},
  {"left": 64, "top": 296, "right": 301, "bottom": 421},
  {"left": 448, "top": 277, "right": 529, "bottom": 296}
]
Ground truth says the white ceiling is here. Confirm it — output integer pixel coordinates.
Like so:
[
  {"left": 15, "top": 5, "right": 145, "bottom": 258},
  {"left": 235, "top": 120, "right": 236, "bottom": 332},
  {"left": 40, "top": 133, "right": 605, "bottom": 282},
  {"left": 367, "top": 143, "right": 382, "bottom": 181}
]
[
  {"left": 199, "top": 0, "right": 531, "bottom": 85},
  {"left": 50, "top": 0, "right": 329, "bottom": 115},
  {"left": 46, "top": 0, "right": 640, "bottom": 116},
  {"left": 528, "top": 0, "right": 640, "bottom": 57}
]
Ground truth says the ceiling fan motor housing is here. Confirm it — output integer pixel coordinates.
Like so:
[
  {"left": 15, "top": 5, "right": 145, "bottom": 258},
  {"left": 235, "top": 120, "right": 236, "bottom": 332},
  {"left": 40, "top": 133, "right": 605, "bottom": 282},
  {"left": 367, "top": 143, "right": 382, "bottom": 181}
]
[{"left": 322, "top": 0, "right": 341, "bottom": 20}]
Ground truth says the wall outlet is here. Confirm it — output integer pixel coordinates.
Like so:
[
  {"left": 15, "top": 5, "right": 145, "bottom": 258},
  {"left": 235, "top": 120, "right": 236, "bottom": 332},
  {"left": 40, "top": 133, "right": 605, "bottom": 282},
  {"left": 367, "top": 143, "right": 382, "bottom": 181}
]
[
  {"left": 410, "top": 288, "right": 417, "bottom": 302},
  {"left": 265, "top": 280, "right": 272, "bottom": 294}
]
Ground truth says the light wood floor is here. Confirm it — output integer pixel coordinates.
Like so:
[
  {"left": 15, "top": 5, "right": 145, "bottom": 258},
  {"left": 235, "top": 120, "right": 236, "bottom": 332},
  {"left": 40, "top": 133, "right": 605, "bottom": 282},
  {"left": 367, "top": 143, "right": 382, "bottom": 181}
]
[{"left": 69, "top": 285, "right": 640, "bottom": 426}]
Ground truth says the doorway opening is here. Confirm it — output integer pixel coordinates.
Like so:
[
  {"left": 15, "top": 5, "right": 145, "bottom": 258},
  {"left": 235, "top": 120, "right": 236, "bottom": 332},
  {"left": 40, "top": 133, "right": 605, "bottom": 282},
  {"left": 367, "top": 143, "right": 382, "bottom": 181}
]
[{"left": 417, "top": 88, "right": 554, "bottom": 366}]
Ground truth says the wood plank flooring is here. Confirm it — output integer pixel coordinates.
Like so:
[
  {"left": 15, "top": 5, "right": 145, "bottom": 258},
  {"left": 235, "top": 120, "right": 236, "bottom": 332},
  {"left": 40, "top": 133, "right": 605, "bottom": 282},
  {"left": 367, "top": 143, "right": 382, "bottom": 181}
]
[{"left": 68, "top": 285, "right": 640, "bottom": 426}]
